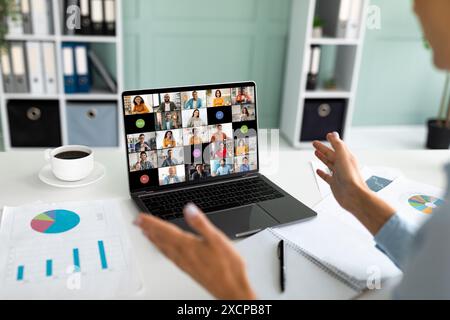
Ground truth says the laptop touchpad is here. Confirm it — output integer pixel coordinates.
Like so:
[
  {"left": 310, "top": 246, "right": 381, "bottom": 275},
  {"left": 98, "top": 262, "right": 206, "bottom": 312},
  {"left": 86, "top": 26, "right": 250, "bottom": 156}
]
[{"left": 206, "top": 205, "right": 277, "bottom": 239}]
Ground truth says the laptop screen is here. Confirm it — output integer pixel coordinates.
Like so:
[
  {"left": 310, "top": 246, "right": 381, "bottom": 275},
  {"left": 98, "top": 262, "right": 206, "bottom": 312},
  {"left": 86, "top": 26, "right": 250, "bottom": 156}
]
[{"left": 122, "top": 82, "right": 258, "bottom": 193}]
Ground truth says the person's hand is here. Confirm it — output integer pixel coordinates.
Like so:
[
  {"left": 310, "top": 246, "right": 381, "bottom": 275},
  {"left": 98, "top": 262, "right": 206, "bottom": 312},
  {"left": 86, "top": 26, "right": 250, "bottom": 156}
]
[
  {"left": 134, "top": 203, "right": 256, "bottom": 300},
  {"left": 313, "top": 132, "right": 395, "bottom": 235},
  {"left": 313, "top": 132, "right": 369, "bottom": 214}
]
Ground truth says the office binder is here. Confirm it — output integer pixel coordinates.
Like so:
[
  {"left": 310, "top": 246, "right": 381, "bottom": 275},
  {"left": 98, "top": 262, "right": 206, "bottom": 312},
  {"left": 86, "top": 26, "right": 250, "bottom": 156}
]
[
  {"left": 88, "top": 50, "right": 117, "bottom": 93},
  {"left": 7, "top": 0, "right": 23, "bottom": 35},
  {"left": 21, "top": 0, "right": 33, "bottom": 34},
  {"left": 80, "top": 0, "right": 92, "bottom": 35},
  {"left": 42, "top": 42, "right": 58, "bottom": 94},
  {"left": 104, "top": 0, "right": 116, "bottom": 35},
  {"left": 236, "top": 229, "right": 364, "bottom": 299},
  {"left": 74, "top": 44, "right": 91, "bottom": 93},
  {"left": 336, "top": 0, "right": 352, "bottom": 38},
  {"left": 62, "top": 44, "right": 77, "bottom": 94},
  {"left": 306, "top": 45, "right": 321, "bottom": 90},
  {"left": 26, "top": 42, "right": 45, "bottom": 94},
  {"left": 91, "top": 0, "right": 105, "bottom": 35},
  {"left": 10, "top": 42, "right": 29, "bottom": 93},
  {"left": 64, "top": 0, "right": 80, "bottom": 35},
  {"left": 30, "top": 0, "right": 52, "bottom": 35},
  {"left": 347, "top": 0, "right": 363, "bottom": 39},
  {"left": 0, "top": 48, "right": 15, "bottom": 93}
]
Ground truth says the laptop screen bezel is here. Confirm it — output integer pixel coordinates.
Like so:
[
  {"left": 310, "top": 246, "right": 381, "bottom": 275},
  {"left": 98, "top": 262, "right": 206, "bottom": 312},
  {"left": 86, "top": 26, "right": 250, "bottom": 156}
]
[{"left": 122, "top": 81, "right": 260, "bottom": 194}]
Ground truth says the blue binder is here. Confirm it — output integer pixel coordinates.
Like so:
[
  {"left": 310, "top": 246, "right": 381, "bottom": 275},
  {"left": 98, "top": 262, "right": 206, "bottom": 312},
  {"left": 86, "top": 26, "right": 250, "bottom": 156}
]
[
  {"left": 74, "top": 43, "right": 91, "bottom": 93},
  {"left": 62, "top": 43, "right": 77, "bottom": 94}
]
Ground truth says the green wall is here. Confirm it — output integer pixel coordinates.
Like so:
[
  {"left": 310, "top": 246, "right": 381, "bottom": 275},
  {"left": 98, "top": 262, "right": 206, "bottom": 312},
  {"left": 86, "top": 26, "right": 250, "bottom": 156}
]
[
  {"left": 122, "top": 0, "right": 446, "bottom": 129},
  {"left": 353, "top": 0, "right": 446, "bottom": 126},
  {"left": 123, "top": 0, "right": 291, "bottom": 128}
]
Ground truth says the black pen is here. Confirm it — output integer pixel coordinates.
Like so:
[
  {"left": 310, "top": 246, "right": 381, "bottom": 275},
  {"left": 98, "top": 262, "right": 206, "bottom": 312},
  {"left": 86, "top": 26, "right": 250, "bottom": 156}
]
[{"left": 277, "top": 240, "right": 286, "bottom": 292}]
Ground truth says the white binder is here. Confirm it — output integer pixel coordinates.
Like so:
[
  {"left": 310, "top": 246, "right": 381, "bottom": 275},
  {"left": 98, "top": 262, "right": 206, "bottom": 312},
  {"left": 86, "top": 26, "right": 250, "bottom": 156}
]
[
  {"left": 26, "top": 42, "right": 45, "bottom": 94},
  {"left": 10, "top": 42, "right": 29, "bottom": 93},
  {"left": 21, "top": 0, "right": 33, "bottom": 34},
  {"left": 236, "top": 229, "right": 364, "bottom": 299},
  {"left": 7, "top": 0, "right": 24, "bottom": 35},
  {"left": 347, "top": 0, "right": 363, "bottom": 39},
  {"left": 42, "top": 42, "right": 58, "bottom": 94},
  {"left": 91, "top": 0, "right": 105, "bottom": 34},
  {"left": 31, "top": 0, "right": 50, "bottom": 35},
  {"left": 0, "top": 48, "right": 15, "bottom": 93},
  {"left": 336, "top": 0, "right": 352, "bottom": 38}
]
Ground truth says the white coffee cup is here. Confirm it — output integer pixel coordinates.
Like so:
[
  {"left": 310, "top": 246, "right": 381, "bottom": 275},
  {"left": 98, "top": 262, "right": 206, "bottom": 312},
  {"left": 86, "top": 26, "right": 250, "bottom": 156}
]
[{"left": 45, "top": 145, "right": 94, "bottom": 182}]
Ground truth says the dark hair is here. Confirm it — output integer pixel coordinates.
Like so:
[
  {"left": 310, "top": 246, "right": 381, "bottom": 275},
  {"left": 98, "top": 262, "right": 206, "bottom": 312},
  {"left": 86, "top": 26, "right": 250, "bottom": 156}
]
[
  {"left": 164, "top": 131, "right": 173, "bottom": 139},
  {"left": 139, "top": 134, "right": 145, "bottom": 138},
  {"left": 243, "top": 157, "right": 248, "bottom": 160},
  {"left": 221, "top": 158, "right": 226, "bottom": 164},
  {"left": 133, "top": 96, "right": 144, "bottom": 105},
  {"left": 140, "top": 151, "right": 147, "bottom": 156},
  {"left": 215, "top": 90, "right": 222, "bottom": 98},
  {"left": 242, "top": 107, "right": 250, "bottom": 116},
  {"left": 192, "top": 109, "right": 200, "bottom": 118}
]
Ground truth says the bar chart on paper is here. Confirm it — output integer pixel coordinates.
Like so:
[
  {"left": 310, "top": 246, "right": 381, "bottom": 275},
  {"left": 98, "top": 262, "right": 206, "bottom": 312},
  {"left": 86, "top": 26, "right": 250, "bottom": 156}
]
[{"left": 0, "top": 201, "right": 141, "bottom": 299}]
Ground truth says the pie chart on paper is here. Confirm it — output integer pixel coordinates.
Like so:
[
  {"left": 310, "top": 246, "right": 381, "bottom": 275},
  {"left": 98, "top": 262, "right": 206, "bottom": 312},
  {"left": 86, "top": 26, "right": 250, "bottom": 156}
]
[
  {"left": 31, "top": 210, "right": 80, "bottom": 234},
  {"left": 408, "top": 195, "right": 445, "bottom": 215}
]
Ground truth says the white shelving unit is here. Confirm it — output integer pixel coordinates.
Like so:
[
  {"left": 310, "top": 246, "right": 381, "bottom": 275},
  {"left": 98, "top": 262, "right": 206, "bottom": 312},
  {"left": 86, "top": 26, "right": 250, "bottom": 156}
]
[
  {"left": 280, "top": 0, "right": 368, "bottom": 148},
  {"left": 0, "top": 0, "right": 124, "bottom": 151}
]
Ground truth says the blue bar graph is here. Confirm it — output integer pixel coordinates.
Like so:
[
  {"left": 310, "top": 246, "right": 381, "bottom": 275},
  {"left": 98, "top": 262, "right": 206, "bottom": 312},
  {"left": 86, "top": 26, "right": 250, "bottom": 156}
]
[
  {"left": 73, "top": 248, "right": 80, "bottom": 272},
  {"left": 98, "top": 241, "right": 108, "bottom": 269},
  {"left": 46, "top": 260, "right": 53, "bottom": 277},
  {"left": 17, "top": 266, "right": 24, "bottom": 281}
]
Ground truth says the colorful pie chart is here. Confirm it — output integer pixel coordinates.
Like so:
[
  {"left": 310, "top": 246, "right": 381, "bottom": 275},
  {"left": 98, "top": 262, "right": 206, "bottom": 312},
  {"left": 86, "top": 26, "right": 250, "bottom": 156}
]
[
  {"left": 408, "top": 195, "right": 444, "bottom": 214},
  {"left": 31, "top": 210, "right": 80, "bottom": 234}
]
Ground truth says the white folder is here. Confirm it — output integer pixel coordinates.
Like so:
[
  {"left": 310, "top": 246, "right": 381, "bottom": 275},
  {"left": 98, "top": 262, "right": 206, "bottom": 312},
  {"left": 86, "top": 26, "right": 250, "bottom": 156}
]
[
  {"left": 347, "top": 0, "right": 364, "bottom": 39},
  {"left": 26, "top": 42, "right": 45, "bottom": 94},
  {"left": 7, "top": 0, "right": 23, "bottom": 35},
  {"left": 42, "top": 42, "right": 58, "bottom": 94},
  {"left": 21, "top": 0, "right": 33, "bottom": 34},
  {"left": 336, "top": 0, "right": 352, "bottom": 38},
  {"left": 0, "top": 48, "right": 15, "bottom": 93},
  {"left": 10, "top": 42, "right": 29, "bottom": 93},
  {"left": 31, "top": 0, "right": 50, "bottom": 35}
]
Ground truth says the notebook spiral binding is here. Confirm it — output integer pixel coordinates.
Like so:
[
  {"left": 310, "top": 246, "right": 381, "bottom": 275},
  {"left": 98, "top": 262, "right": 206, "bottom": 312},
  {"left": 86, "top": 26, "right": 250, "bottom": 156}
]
[{"left": 268, "top": 228, "right": 367, "bottom": 293}]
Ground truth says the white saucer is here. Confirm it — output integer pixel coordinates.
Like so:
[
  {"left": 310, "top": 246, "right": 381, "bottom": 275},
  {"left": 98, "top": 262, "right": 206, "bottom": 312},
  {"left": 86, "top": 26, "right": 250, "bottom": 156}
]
[{"left": 39, "top": 162, "right": 106, "bottom": 189}]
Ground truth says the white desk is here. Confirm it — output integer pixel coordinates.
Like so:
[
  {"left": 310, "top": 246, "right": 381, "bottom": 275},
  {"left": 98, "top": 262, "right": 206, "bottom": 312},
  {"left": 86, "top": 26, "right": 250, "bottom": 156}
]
[{"left": 0, "top": 149, "right": 448, "bottom": 299}]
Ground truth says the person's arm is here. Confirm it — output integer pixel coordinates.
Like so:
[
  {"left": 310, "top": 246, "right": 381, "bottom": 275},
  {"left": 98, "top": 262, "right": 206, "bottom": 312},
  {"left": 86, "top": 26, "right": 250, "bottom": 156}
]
[{"left": 313, "top": 133, "right": 416, "bottom": 269}]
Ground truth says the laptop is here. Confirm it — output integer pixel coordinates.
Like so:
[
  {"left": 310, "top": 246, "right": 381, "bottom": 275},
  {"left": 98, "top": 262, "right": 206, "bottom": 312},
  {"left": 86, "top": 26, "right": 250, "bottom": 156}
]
[{"left": 122, "top": 82, "right": 317, "bottom": 238}]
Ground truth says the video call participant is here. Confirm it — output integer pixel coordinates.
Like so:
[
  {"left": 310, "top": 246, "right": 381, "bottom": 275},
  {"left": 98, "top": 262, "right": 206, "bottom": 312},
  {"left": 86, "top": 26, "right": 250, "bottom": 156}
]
[
  {"left": 185, "top": 91, "right": 203, "bottom": 109},
  {"left": 240, "top": 107, "right": 251, "bottom": 122},
  {"left": 215, "top": 159, "right": 231, "bottom": 176},
  {"left": 161, "top": 149, "right": 179, "bottom": 167},
  {"left": 163, "top": 131, "right": 176, "bottom": 148},
  {"left": 191, "top": 164, "right": 210, "bottom": 181},
  {"left": 158, "top": 94, "right": 178, "bottom": 112},
  {"left": 235, "top": 139, "right": 248, "bottom": 156},
  {"left": 235, "top": 88, "right": 252, "bottom": 104},
  {"left": 213, "top": 90, "right": 225, "bottom": 107},
  {"left": 214, "top": 142, "right": 227, "bottom": 159},
  {"left": 135, "top": 134, "right": 151, "bottom": 152},
  {"left": 135, "top": 151, "right": 154, "bottom": 171},
  {"left": 132, "top": 96, "right": 150, "bottom": 114},
  {"left": 210, "top": 124, "right": 228, "bottom": 143},
  {"left": 161, "top": 112, "right": 180, "bottom": 130},
  {"left": 163, "top": 166, "right": 180, "bottom": 185},
  {"left": 189, "top": 128, "right": 203, "bottom": 145},
  {"left": 187, "top": 109, "right": 205, "bottom": 127},
  {"left": 240, "top": 157, "right": 250, "bottom": 172}
]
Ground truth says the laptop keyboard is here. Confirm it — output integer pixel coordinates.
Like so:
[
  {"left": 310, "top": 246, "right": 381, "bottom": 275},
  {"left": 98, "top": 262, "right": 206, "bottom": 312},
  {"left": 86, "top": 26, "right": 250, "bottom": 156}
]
[{"left": 140, "top": 177, "right": 284, "bottom": 220}]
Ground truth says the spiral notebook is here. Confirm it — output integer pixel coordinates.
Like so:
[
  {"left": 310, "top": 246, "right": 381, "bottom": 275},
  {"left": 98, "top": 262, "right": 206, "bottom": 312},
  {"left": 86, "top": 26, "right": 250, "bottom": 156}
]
[{"left": 236, "top": 228, "right": 367, "bottom": 299}]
